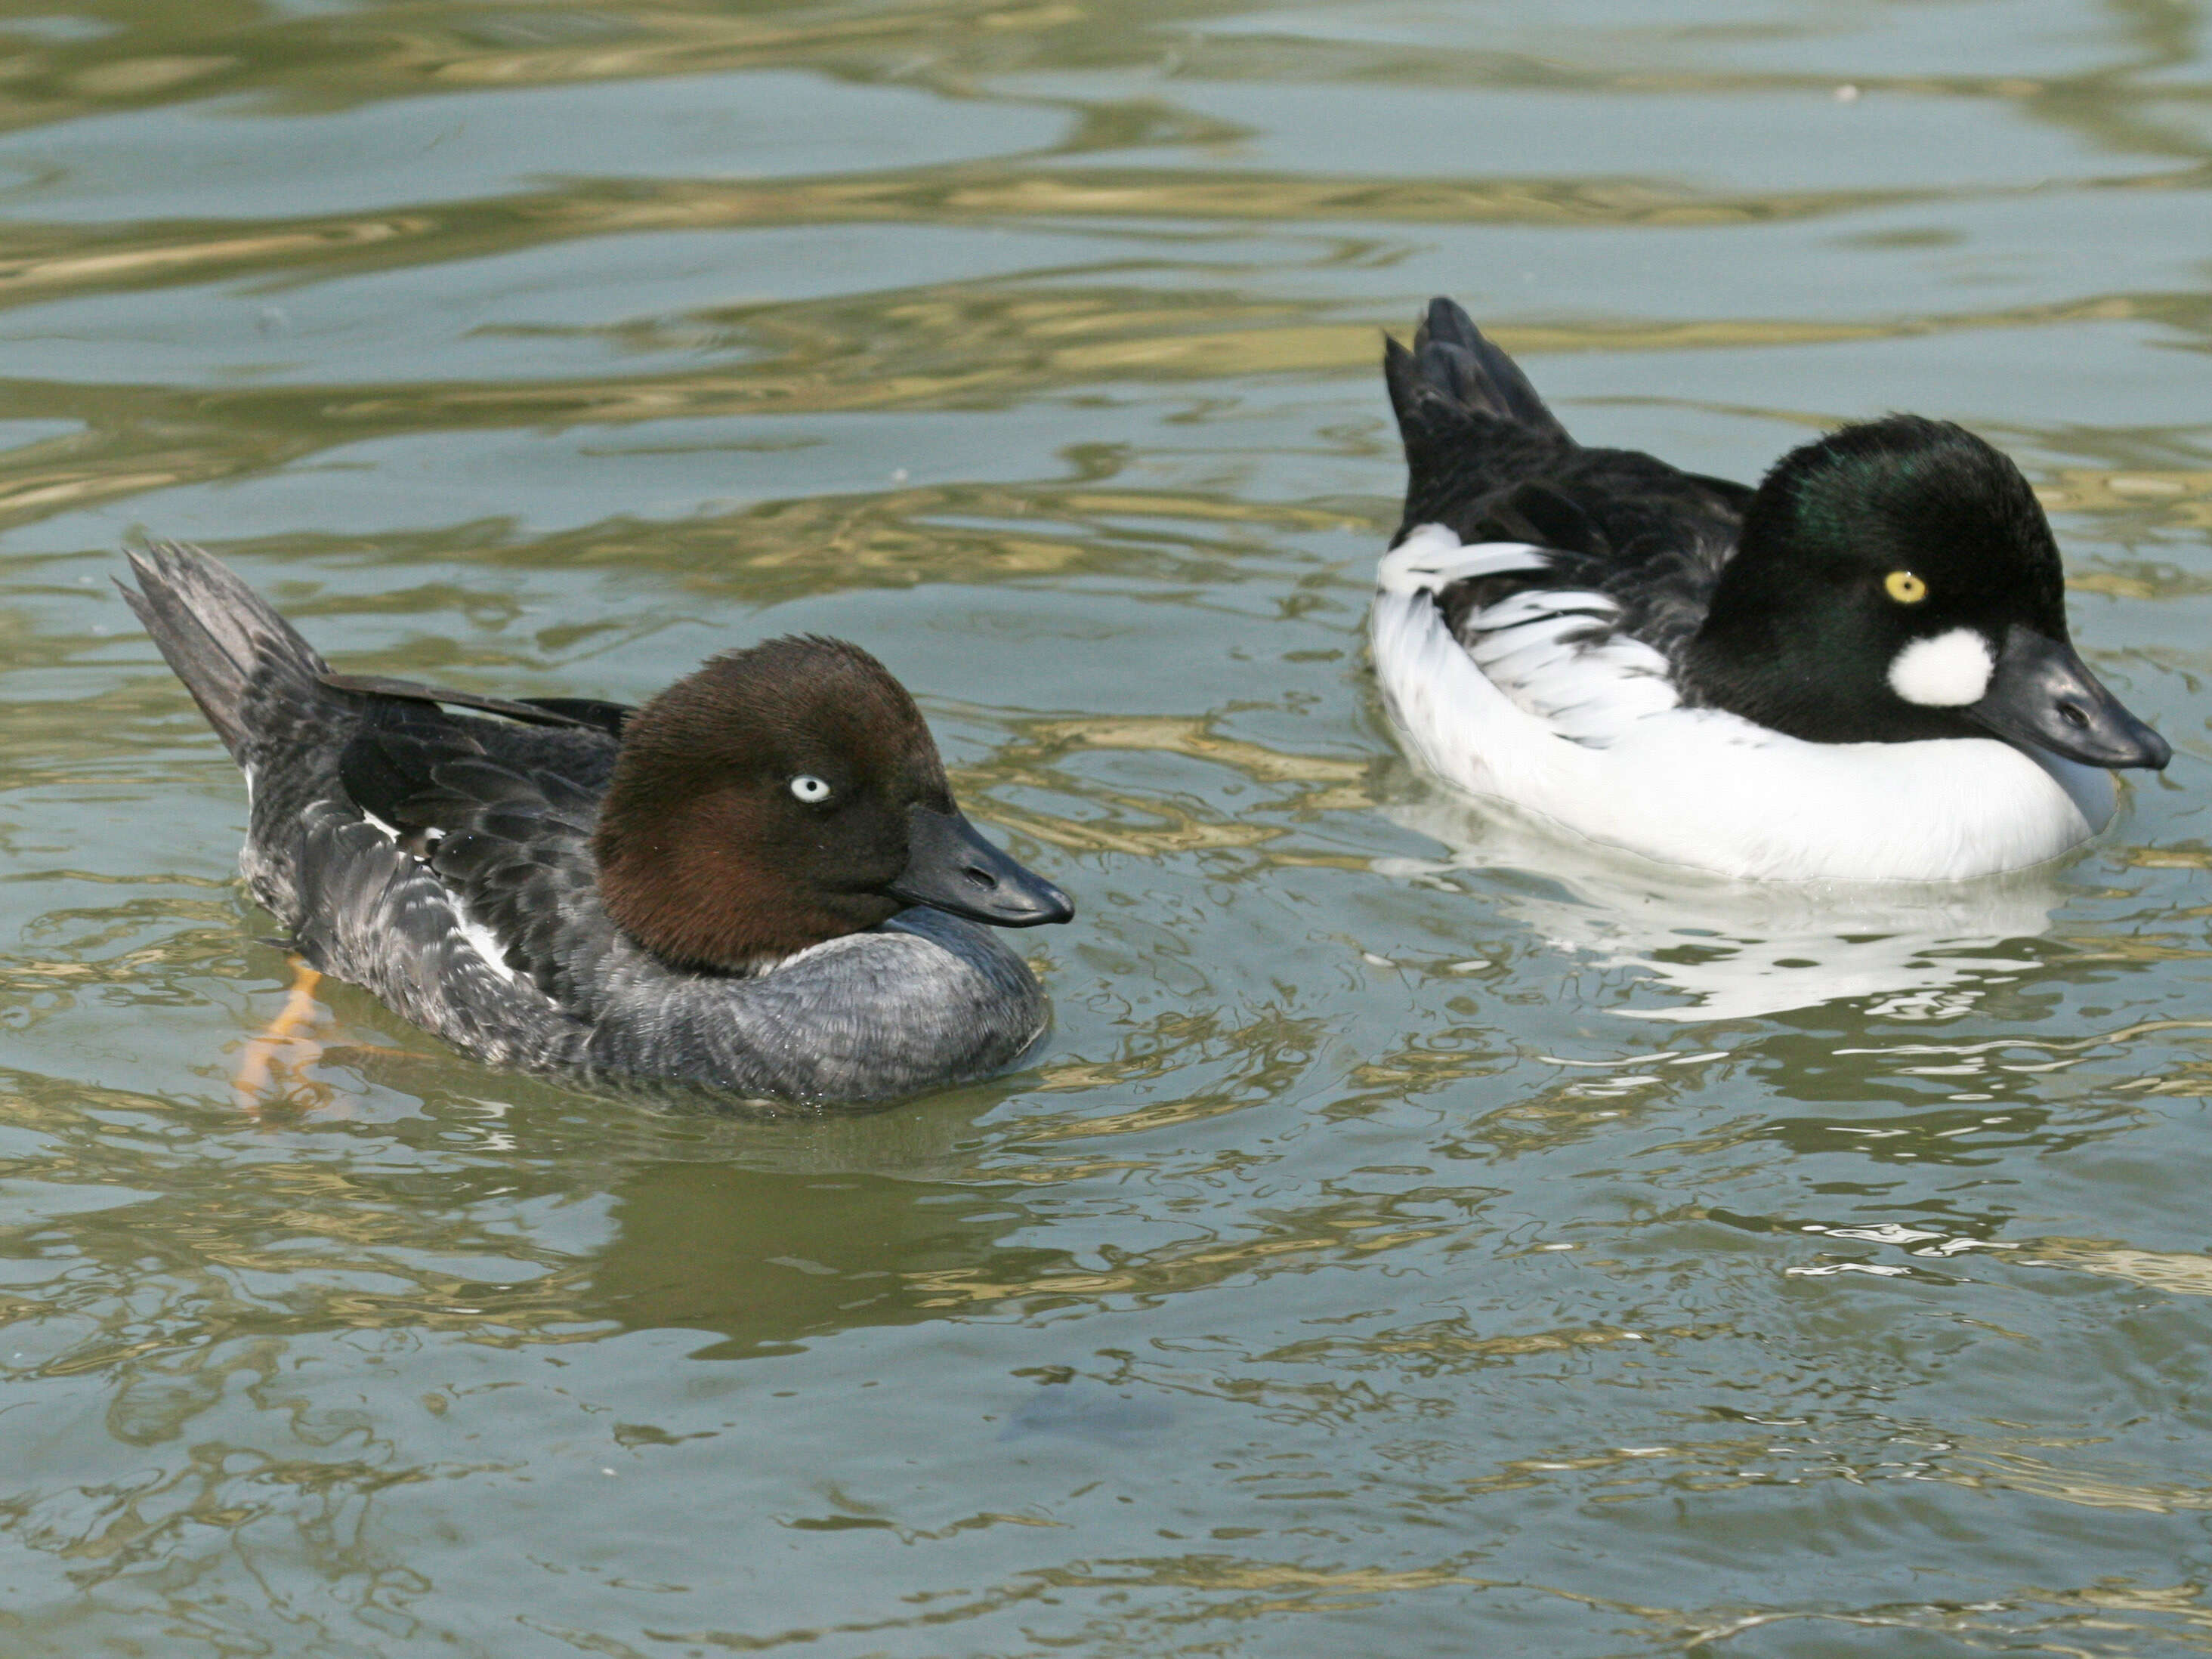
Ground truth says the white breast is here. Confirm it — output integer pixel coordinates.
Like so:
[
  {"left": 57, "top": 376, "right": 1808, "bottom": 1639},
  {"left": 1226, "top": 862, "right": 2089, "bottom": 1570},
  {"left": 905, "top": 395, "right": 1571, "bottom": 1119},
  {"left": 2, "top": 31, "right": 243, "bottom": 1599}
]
[{"left": 1371, "top": 524, "right": 2115, "bottom": 882}]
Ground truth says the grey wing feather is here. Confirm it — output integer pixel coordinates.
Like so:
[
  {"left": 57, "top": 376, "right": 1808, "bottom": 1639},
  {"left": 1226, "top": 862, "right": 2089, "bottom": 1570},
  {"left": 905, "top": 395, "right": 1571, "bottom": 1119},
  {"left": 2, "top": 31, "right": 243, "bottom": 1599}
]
[
  {"left": 337, "top": 713, "right": 624, "bottom": 1006},
  {"left": 288, "top": 801, "right": 589, "bottom": 1070}
]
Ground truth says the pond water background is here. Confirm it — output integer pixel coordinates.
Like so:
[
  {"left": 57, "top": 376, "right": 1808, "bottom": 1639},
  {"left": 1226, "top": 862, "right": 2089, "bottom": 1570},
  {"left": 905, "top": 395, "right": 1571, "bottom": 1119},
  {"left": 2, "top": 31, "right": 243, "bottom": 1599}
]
[{"left": 2, "top": 0, "right": 2211, "bottom": 1654}]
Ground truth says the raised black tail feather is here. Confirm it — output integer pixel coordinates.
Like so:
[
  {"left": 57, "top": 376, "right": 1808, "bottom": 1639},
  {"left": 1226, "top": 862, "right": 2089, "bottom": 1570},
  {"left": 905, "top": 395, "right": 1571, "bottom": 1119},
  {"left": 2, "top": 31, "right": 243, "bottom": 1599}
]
[
  {"left": 1406, "top": 298, "right": 1567, "bottom": 439},
  {"left": 1383, "top": 298, "right": 1576, "bottom": 536},
  {"left": 1385, "top": 298, "right": 1570, "bottom": 443},
  {"left": 119, "top": 542, "right": 332, "bottom": 768}
]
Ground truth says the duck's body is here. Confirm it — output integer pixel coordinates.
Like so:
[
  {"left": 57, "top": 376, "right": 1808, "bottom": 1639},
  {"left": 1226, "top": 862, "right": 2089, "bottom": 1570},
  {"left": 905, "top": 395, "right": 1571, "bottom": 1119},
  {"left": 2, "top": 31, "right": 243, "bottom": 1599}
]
[
  {"left": 125, "top": 544, "right": 1071, "bottom": 1106},
  {"left": 1370, "top": 299, "right": 2168, "bottom": 882},
  {"left": 1376, "top": 525, "right": 2116, "bottom": 881}
]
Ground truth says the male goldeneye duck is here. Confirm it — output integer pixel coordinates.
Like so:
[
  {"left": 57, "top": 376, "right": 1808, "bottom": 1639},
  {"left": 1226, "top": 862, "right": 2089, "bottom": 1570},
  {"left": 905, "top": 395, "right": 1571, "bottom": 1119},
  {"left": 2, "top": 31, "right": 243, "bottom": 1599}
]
[
  {"left": 1370, "top": 297, "right": 2173, "bottom": 882},
  {"left": 122, "top": 542, "right": 1074, "bottom": 1106}
]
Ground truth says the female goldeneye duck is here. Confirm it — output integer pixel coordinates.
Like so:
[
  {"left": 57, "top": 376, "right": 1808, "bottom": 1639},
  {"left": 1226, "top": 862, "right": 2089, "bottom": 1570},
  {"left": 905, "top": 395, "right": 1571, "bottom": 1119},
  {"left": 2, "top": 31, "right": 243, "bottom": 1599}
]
[
  {"left": 1370, "top": 297, "right": 2173, "bottom": 882},
  {"left": 122, "top": 542, "right": 1074, "bottom": 1106}
]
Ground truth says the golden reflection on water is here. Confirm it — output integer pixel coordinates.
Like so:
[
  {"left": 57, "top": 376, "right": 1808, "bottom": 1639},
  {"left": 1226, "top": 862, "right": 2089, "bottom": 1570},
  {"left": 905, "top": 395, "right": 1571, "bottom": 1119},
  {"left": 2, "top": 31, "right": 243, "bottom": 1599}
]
[
  {"left": 0, "top": 285, "right": 2204, "bottom": 548},
  {"left": 0, "top": 0, "right": 2209, "bottom": 1653}
]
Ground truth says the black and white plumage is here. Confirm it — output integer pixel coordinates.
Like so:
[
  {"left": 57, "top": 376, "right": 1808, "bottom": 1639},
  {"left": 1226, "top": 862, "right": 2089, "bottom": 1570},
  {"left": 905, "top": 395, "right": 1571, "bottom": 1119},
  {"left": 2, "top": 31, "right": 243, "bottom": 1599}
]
[
  {"left": 1370, "top": 298, "right": 2170, "bottom": 882},
  {"left": 122, "top": 543, "right": 1074, "bottom": 1107}
]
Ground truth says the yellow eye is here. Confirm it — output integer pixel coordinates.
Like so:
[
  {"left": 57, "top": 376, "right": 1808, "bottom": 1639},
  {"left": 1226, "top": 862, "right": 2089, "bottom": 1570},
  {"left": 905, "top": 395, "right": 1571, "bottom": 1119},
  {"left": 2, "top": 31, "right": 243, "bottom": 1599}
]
[{"left": 1884, "top": 570, "right": 1927, "bottom": 604}]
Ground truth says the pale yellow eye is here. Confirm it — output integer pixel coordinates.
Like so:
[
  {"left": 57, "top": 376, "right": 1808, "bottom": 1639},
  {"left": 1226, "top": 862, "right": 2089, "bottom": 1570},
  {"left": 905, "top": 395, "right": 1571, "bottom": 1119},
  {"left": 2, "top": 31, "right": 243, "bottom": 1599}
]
[{"left": 1884, "top": 570, "right": 1927, "bottom": 604}]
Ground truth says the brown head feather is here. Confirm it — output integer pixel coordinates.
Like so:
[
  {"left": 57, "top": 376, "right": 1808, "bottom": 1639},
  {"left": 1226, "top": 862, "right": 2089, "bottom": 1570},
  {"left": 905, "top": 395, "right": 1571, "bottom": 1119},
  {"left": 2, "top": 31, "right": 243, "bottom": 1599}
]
[{"left": 592, "top": 636, "right": 954, "bottom": 970}]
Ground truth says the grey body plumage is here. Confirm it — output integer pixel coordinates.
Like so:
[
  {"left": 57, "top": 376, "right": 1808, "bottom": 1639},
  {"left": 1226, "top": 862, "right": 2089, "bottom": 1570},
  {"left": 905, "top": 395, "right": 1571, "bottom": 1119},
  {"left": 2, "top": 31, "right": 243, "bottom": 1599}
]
[{"left": 122, "top": 542, "right": 1058, "bottom": 1108}]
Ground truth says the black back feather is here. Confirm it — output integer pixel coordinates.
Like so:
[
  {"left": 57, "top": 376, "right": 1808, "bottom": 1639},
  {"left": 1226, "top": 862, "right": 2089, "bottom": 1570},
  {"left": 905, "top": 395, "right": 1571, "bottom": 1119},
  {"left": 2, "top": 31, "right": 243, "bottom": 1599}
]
[
  {"left": 319, "top": 671, "right": 631, "bottom": 737},
  {"left": 1383, "top": 297, "right": 1754, "bottom": 666}
]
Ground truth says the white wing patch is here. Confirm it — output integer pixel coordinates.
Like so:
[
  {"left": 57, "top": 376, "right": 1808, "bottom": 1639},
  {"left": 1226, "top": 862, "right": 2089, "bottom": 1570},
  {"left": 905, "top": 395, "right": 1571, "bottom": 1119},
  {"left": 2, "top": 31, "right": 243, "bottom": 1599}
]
[
  {"left": 458, "top": 910, "right": 519, "bottom": 985},
  {"left": 1466, "top": 600, "right": 1679, "bottom": 747},
  {"left": 354, "top": 804, "right": 518, "bottom": 985},
  {"left": 1382, "top": 524, "right": 1678, "bottom": 750},
  {"left": 1377, "top": 527, "right": 1548, "bottom": 595}
]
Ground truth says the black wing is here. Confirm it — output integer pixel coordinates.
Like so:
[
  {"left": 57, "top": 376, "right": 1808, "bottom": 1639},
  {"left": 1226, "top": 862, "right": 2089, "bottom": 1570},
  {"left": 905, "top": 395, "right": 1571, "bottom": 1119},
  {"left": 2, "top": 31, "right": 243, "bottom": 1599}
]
[
  {"left": 318, "top": 671, "right": 632, "bottom": 737},
  {"left": 1426, "top": 463, "right": 1749, "bottom": 666},
  {"left": 1385, "top": 297, "right": 1754, "bottom": 664}
]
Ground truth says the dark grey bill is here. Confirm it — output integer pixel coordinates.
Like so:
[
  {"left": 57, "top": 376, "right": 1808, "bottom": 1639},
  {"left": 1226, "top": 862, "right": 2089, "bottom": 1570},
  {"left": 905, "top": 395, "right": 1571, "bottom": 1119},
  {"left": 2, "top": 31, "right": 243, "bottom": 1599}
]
[
  {"left": 888, "top": 805, "right": 1075, "bottom": 927},
  {"left": 1964, "top": 624, "right": 2170, "bottom": 770}
]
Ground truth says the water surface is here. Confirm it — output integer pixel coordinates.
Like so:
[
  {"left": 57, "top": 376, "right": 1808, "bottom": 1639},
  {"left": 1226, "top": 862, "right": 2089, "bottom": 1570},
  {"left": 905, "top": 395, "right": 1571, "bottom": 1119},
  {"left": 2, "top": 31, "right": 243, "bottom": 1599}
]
[{"left": 2, "top": 1, "right": 2211, "bottom": 1654}]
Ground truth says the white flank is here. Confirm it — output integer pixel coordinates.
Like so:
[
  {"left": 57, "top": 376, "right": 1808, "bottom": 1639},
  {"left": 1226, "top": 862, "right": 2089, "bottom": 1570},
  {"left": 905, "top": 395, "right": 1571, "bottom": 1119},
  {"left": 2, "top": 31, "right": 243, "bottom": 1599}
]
[
  {"left": 1370, "top": 524, "right": 2114, "bottom": 882},
  {"left": 1888, "top": 628, "right": 1995, "bottom": 707},
  {"left": 360, "top": 808, "right": 402, "bottom": 841}
]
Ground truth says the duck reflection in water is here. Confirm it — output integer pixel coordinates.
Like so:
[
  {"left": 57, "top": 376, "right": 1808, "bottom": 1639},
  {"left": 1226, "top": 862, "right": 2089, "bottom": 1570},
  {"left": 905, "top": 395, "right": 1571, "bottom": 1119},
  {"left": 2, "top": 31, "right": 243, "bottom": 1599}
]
[
  {"left": 1377, "top": 792, "right": 2066, "bottom": 1024},
  {"left": 572, "top": 1114, "right": 1066, "bottom": 1357}
]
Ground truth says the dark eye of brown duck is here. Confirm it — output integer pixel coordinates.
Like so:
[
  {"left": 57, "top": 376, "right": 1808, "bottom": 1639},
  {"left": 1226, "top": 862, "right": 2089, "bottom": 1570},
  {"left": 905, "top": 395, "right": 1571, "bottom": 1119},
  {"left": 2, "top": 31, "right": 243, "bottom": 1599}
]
[{"left": 788, "top": 774, "right": 833, "bottom": 805}]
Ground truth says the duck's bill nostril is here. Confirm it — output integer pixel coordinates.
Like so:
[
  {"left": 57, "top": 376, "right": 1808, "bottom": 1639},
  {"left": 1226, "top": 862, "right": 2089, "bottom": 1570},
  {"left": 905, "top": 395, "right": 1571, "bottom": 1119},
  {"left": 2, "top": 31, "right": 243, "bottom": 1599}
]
[
  {"left": 887, "top": 804, "right": 1077, "bottom": 926},
  {"left": 1961, "top": 625, "right": 2170, "bottom": 770}
]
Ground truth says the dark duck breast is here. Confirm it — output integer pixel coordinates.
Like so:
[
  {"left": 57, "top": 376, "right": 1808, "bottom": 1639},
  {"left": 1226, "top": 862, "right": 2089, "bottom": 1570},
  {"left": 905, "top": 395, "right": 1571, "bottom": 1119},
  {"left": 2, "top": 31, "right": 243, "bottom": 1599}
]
[
  {"left": 1370, "top": 298, "right": 2170, "bottom": 882},
  {"left": 123, "top": 543, "right": 1074, "bottom": 1106}
]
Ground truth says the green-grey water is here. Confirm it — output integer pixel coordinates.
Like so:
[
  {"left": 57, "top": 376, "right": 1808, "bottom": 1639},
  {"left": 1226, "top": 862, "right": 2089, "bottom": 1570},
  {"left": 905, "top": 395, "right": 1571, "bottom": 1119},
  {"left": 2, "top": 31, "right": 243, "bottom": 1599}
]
[{"left": 2, "top": 1, "right": 2210, "bottom": 1653}]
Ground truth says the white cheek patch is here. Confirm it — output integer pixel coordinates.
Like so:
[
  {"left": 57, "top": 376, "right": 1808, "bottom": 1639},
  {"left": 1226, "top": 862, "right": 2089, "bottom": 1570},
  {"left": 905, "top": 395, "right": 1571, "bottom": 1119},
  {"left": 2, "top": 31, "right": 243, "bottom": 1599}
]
[{"left": 1888, "top": 628, "right": 1996, "bottom": 707}]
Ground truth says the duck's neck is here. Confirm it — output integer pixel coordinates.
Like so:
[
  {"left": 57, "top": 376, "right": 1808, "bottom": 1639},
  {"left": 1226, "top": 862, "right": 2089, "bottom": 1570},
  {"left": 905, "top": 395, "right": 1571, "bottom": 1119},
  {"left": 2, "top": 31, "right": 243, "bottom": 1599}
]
[
  {"left": 1681, "top": 555, "right": 1966, "bottom": 746},
  {"left": 594, "top": 814, "right": 833, "bottom": 972},
  {"left": 1680, "top": 556, "right": 1835, "bottom": 738}
]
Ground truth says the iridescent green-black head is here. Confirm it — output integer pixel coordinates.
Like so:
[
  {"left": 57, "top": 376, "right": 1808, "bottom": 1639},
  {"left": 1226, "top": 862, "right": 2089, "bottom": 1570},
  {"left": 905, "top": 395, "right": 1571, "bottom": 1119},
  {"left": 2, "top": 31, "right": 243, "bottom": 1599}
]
[{"left": 1686, "top": 416, "right": 2167, "bottom": 769}]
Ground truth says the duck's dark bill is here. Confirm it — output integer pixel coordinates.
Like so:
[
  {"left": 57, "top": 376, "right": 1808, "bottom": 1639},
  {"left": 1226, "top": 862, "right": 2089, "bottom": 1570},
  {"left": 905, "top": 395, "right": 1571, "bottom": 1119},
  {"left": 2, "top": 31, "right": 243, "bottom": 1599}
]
[
  {"left": 889, "top": 805, "right": 1075, "bottom": 927},
  {"left": 1966, "top": 625, "right": 2172, "bottom": 771}
]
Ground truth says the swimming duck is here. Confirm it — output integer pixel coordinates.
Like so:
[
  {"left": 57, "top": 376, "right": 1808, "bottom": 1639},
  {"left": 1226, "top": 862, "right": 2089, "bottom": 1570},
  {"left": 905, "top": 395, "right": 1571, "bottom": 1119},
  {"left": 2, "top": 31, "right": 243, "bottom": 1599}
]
[
  {"left": 1370, "top": 298, "right": 2171, "bottom": 882},
  {"left": 123, "top": 542, "right": 1073, "bottom": 1105}
]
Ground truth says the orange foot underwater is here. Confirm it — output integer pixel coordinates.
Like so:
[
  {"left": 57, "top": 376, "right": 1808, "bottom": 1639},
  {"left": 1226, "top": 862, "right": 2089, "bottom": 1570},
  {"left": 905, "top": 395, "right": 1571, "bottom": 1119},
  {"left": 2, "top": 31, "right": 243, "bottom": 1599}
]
[{"left": 233, "top": 956, "right": 334, "bottom": 1115}]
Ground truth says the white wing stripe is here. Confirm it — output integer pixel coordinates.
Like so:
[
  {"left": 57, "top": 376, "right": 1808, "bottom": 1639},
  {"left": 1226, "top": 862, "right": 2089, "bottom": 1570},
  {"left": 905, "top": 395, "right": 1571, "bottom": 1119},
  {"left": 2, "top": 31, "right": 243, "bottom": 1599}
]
[
  {"left": 1476, "top": 589, "right": 1616, "bottom": 630},
  {"left": 1377, "top": 526, "right": 1549, "bottom": 596},
  {"left": 458, "top": 911, "right": 520, "bottom": 985}
]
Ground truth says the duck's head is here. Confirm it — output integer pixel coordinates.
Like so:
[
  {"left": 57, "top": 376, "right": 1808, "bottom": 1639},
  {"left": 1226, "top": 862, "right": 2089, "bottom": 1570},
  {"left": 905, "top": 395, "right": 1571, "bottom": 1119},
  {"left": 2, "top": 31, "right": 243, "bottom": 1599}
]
[
  {"left": 592, "top": 636, "right": 1073, "bottom": 972},
  {"left": 1689, "top": 416, "right": 2169, "bottom": 771}
]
